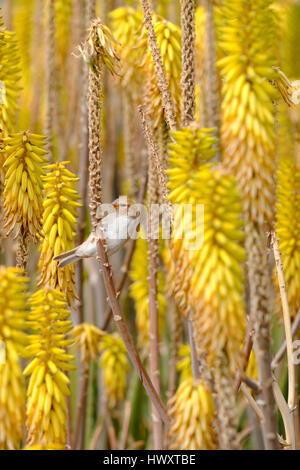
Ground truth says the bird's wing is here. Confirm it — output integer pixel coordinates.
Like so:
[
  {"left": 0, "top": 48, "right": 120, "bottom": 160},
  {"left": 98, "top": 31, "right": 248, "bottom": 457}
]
[
  {"left": 53, "top": 247, "right": 78, "bottom": 261},
  {"left": 56, "top": 253, "right": 79, "bottom": 268}
]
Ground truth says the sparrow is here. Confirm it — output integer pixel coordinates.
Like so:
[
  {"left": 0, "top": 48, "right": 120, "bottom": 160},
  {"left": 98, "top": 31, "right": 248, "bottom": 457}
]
[{"left": 54, "top": 197, "right": 139, "bottom": 268}]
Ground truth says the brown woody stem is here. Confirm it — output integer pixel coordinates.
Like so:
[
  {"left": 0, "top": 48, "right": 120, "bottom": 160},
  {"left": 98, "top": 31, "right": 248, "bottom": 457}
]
[{"left": 96, "top": 238, "right": 170, "bottom": 425}]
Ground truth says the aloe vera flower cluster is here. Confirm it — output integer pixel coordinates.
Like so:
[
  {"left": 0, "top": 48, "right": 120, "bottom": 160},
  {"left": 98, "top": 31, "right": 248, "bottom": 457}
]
[
  {"left": 0, "top": 267, "right": 28, "bottom": 450},
  {"left": 99, "top": 333, "right": 130, "bottom": 409},
  {"left": 24, "top": 288, "right": 74, "bottom": 447},
  {"left": 38, "top": 161, "right": 80, "bottom": 305},
  {"left": 0, "top": 20, "right": 21, "bottom": 134},
  {"left": 2, "top": 132, "right": 47, "bottom": 240}
]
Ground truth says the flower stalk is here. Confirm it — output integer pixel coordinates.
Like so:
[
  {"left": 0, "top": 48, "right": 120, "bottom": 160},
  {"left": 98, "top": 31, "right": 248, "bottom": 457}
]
[
  {"left": 83, "top": 18, "right": 170, "bottom": 426},
  {"left": 148, "top": 148, "right": 163, "bottom": 449},
  {"left": 180, "top": 0, "right": 195, "bottom": 126}
]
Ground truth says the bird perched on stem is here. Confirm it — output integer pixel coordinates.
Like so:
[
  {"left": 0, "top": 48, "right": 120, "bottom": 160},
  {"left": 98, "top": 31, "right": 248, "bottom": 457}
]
[{"left": 54, "top": 197, "right": 139, "bottom": 268}]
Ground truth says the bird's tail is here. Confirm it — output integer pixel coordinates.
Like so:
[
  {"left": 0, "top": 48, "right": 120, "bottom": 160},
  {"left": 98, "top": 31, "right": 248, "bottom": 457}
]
[{"left": 53, "top": 248, "right": 79, "bottom": 268}]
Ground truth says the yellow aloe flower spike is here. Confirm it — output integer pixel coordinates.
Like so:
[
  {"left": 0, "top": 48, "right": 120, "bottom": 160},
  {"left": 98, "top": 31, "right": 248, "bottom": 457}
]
[
  {"left": 276, "top": 158, "right": 300, "bottom": 319},
  {"left": 0, "top": 18, "right": 21, "bottom": 135},
  {"left": 167, "top": 127, "right": 246, "bottom": 371},
  {"left": 217, "top": 0, "right": 277, "bottom": 228},
  {"left": 129, "top": 236, "right": 167, "bottom": 353},
  {"left": 24, "top": 288, "right": 75, "bottom": 448},
  {"left": 38, "top": 161, "right": 81, "bottom": 306},
  {"left": 99, "top": 333, "right": 130, "bottom": 409},
  {"left": 165, "top": 126, "right": 218, "bottom": 318},
  {"left": 0, "top": 266, "right": 29, "bottom": 449},
  {"left": 165, "top": 126, "right": 216, "bottom": 320},
  {"left": 188, "top": 167, "right": 246, "bottom": 371},
  {"left": 217, "top": 0, "right": 279, "bottom": 448},
  {"left": 1, "top": 131, "right": 47, "bottom": 240},
  {"left": 167, "top": 377, "right": 217, "bottom": 450},
  {"left": 109, "top": 7, "right": 144, "bottom": 89},
  {"left": 73, "top": 323, "right": 104, "bottom": 364}
]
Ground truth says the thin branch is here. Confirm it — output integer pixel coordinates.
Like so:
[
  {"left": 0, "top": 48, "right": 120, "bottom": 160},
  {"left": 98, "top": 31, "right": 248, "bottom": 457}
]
[
  {"left": 272, "top": 309, "right": 300, "bottom": 370},
  {"left": 180, "top": 0, "right": 196, "bottom": 126},
  {"left": 237, "top": 425, "right": 254, "bottom": 445},
  {"left": 100, "top": 238, "right": 136, "bottom": 330},
  {"left": 96, "top": 237, "right": 170, "bottom": 425},
  {"left": 243, "top": 375, "right": 261, "bottom": 395},
  {"left": 235, "top": 318, "right": 255, "bottom": 393},
  {"left": 140, "top": 0, "right": 177, "bottom": 131},
  {"left": 241, "top": 382, "right": 265, "bottom": 425},
  {"left": 271, "top": 232, "right": 295, "bottom": 410}
]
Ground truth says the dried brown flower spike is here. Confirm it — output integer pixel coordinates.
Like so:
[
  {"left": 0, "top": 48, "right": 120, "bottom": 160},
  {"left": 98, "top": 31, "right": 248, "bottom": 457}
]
[{"left": 79, "top": 19, "right": 119, "bottom": 226}]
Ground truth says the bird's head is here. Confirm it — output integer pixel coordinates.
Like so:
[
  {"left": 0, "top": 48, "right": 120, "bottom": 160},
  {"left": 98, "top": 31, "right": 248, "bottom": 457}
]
[
  {"left": 96, "top": 196, "right": 136, "bottom": 221},
  {"left": 111, "top": 196, "right": 135, "bottom": 211}
]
